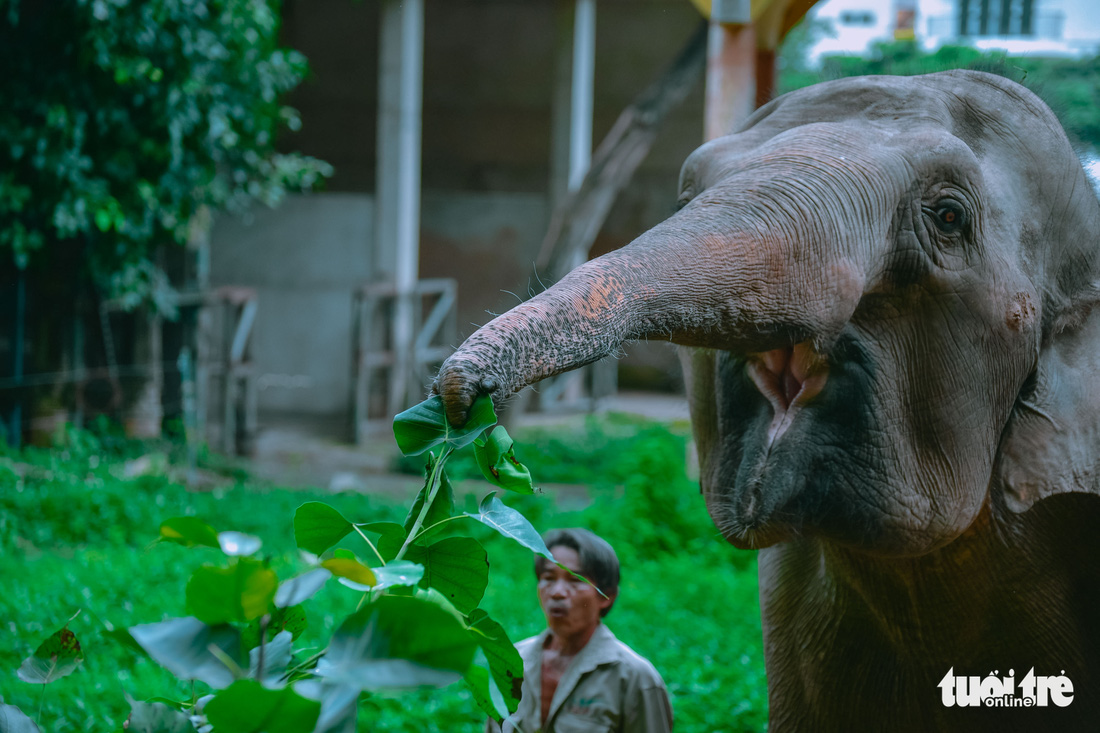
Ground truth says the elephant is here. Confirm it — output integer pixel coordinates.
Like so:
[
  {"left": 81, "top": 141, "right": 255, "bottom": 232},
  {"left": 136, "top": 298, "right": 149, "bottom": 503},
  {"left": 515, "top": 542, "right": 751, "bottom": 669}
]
[{"left": 432, "top": 70, "right": 1100, "bottom": 730}]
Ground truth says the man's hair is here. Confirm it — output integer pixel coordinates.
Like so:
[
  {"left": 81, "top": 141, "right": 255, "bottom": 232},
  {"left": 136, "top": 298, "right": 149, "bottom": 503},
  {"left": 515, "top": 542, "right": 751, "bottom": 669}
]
[{"left": 535, "top": 528, "right": 620, "bottom": 617}]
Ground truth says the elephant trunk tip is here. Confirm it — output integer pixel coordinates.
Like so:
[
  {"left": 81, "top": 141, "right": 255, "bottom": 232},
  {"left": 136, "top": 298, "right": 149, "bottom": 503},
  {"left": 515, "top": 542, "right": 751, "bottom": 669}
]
[{"left": 432, "top": 362, "right": 500, "bottom": 427}]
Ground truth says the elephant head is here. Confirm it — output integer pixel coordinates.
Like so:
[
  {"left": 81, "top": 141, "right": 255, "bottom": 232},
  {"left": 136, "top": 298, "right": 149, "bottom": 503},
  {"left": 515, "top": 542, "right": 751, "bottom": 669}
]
[{"left": 436, "top": 70, "right": 1100, "bottom": 562}]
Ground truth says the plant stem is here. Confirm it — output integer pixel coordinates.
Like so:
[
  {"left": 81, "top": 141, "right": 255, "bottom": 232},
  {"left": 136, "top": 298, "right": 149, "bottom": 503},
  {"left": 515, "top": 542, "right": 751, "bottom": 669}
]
[
  {"left": 352, "top": 524, "right": 386, "bottom": 566},
  {"left": 36, "top": 683, "right": 45, "bottom": 723},
  {"left": 396, "top": 447, "right": 452, "bottom": 560},
  {"left": 409, "top": 514, "right": 467, "bottom": 545}
]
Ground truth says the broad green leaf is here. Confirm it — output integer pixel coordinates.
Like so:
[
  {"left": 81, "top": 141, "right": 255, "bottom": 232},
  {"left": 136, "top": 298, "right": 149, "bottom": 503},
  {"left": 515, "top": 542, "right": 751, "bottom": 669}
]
[
  {"left": 322, "top": 557, "right": 377, "bottom": 587},
  {"left": 465, "top": 650, "right": 511, "bottom": 722},
  {"left": 159, "top": 517, "right": 219, "bottom": 549},
  {"left": 392, "top": 394, "right": 496, "bottom": 456},
  {"left": 373, "top": 560, "right": 425, "bottom": 591},
  {"left": 218, "top": 531, "right": 263, "bottom": 556},
  {"left": 205, "top": 680, "right": 320, "bottom": 733},
  {"left": 317, "top": 595, "right": 477, "bottom": 690},
  {"left": 129, "top": 617, "right": 244, "bottom": 689},
  {"left": 243, "top": 606, "right": 308, "bottom": 650},
  {"left": 402, "top": 455, "right": 455, "bottom": 538},
  {"left": 186, "top": 559, "right": 278, "bottom": 625},
  {"left": 274, "top": 568, "right": 331, "bottom": 608},
  {"left": 474, "top": 427, "right": 534, "bottom": 494},
  {"left": 465, "top": 492, "right": 553, "bottom": 561},
  {"left": 17, "top": 624, "right": 83, "bottom": 684},
  {"left": 125, "top": 701, "right": 194, "bottom": 733},
  {"left": 0, "top": 703, "right": 41, "bottom": 733},
  {"left": 248, "top": 631, "right": 293, "bottom": 687},
  {"left": 294, "top": 503, "right": 353, "bottom": 555},
  {"left": 402, "top": 537, "right": 489, "bottom": 614},
  {"left": 466, "top": 609, "right": 524, "bottom": 718},
  {"left": 362, "top": 522, "right": 408, "bottom": 563}
]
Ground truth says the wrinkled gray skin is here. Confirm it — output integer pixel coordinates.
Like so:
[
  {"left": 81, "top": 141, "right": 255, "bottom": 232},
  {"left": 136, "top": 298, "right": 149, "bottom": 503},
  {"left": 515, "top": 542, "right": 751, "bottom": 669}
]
[{"left": 433, "top": 71, "right": 1100, "bottom": 730}]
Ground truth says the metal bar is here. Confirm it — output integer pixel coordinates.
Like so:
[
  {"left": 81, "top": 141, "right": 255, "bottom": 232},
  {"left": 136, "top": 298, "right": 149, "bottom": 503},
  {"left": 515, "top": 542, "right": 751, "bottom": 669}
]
[
  {"left": 229, "top": 297, "right": 258, "bottom": 364},
  {"left": 414, "top": 287, "right": 455, "bottom": 352}
]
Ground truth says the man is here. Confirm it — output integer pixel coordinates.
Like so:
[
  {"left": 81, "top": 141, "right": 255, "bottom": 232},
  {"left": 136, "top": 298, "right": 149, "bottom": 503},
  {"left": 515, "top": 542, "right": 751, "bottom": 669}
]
[{"left": 490, "top": 528, "right": 673, "bottom": 732}]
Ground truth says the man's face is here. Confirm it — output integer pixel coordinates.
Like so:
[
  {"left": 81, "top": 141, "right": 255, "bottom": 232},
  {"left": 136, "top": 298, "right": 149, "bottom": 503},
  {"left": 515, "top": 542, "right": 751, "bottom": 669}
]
[{"left": 538, "top": 545, "right": 613, "bottom": 640}]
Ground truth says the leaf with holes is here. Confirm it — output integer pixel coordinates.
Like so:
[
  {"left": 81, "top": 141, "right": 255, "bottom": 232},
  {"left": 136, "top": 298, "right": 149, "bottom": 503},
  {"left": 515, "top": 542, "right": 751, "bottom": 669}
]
[
  {"left": 294, "top": 503, "right": 353, "bottom": 555},
  {"left": 392, "top": 394, "right": 496, "bottom": 456},
  {"left": 17, "top": 624, "right": 83, "bottom": 684},
  {"left": 474, "top": 426, "right": 534, "bottom": 494},
  {"left": 465, "top": 608, "right": 524, "bottom": 719}
]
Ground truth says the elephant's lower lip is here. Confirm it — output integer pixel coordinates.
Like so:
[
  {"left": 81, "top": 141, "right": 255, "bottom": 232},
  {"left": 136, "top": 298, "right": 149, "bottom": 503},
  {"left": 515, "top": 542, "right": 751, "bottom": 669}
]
[{"left": 748, "top": 342, "right": 828, "bottom": 444}]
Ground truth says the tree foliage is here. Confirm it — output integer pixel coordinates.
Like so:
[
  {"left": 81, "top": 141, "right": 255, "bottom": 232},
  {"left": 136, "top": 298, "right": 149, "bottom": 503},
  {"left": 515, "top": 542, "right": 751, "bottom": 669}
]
[
  {"left": 0, "top": 0, "right": 331, "bottom": 301},
  {"left": 779, "top": 32, "right": 1100, "bottom": 152}
]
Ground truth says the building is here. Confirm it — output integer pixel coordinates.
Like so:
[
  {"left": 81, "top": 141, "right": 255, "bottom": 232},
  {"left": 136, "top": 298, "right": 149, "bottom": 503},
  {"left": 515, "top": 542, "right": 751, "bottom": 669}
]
[{"left": 807, "top": 0, "right": 1100, "bottom": 64}]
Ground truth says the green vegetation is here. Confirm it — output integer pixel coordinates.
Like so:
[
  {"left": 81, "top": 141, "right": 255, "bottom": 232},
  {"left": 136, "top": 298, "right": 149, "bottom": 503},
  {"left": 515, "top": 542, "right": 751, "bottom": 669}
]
[
  {"left": 0, "top": 415, "right": 765, "bottom": 732},
  {"left": 779, "top": 28, "right": 1100, "bottom": 153}
]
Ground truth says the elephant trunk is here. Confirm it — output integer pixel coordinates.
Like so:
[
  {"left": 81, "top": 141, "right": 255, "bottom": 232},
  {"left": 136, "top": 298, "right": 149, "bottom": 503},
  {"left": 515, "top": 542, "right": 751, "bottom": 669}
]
[{"left": 434, "top": 209, "right": 867, "bottom": 427}]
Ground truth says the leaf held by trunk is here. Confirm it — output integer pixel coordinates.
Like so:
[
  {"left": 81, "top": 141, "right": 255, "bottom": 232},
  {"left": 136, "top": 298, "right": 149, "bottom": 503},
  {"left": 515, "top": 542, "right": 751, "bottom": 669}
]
[
  {"left": 474, "top": 426, "right": 535, "bottom": 494},
  {"left": 392, "top": 394, "right": 496, "bottom": 456}
]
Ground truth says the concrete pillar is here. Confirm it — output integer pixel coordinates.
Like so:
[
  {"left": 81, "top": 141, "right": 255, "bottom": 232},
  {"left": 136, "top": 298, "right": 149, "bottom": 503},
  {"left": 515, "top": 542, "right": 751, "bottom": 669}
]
[
  {"left": 375, "top": 0, "right": 424, "bottom": 410},
  {"left": 704, "top": 21, "right": 756, "bottom": 141}
]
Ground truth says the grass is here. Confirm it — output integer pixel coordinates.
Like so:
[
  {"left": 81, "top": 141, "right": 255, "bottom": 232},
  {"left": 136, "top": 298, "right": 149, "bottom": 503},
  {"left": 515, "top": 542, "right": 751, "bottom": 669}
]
[{"left": 0, "top": 416, "right": 767, "bottom": 732}]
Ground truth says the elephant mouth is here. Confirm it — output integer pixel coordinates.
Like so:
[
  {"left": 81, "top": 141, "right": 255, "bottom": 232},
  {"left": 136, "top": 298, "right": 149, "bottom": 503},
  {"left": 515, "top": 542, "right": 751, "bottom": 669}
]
[{"left": 747, "top": 341, "right": 828, "bottom": 445}]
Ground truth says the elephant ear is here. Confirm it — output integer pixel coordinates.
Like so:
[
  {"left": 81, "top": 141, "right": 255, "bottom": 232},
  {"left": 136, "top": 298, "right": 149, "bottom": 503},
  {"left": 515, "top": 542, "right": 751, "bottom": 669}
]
[{"left": 996, "top": 297, "right": 1100, "bottom": 513}]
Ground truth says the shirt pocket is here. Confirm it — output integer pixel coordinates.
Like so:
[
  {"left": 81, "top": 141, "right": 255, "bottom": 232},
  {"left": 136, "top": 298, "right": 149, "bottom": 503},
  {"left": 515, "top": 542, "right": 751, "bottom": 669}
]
[{"left": 552, "top": 707, "right": 616, "bottom": 733}]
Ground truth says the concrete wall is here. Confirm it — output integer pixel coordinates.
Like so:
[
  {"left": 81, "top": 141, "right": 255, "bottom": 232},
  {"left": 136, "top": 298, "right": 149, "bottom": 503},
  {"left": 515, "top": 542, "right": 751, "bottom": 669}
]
[
  {"left": 210, "top": 194, "right": 374, "bottom": 416},
  {"left": 210, "top": 190, "right": 554, "bottom": 416}
]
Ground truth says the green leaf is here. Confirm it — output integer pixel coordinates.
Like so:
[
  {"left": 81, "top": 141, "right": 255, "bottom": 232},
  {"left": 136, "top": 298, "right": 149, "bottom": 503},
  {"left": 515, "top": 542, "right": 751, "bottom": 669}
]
[
  {"left": 159, "top": 517, "right": 220, "bottom": 548},
  {"left": 0, "top": 703, "right": 41, "bottom": 733},
  {"left": 321, "top": 557, "right": 377, "bottom": 588},
  {"left": 317, "top": 595, "right": 477, "bottom": 690},
  {"left": 294, "top": 503, "right": 353, "bottom": 555},
  {"left": 363, "top": 522, "right": 408, "bottom": 563},
  {"left": 218, "top": 531, "right": 263, "bottom": 556},
  {"left": 243, "top": 606, "right": 308, "bottom": 650},
  {"left": 465, "top": 492, "right": 553, "bottom": 561},
  {"left": 17, "top": 624, "right": 83, "bottom": 684},
  {"left": 186, "top": 559, "right": 278, "bottom": 625},
  {"left": 402, "top": 454, "right": 455, "bottom": 538},
  {"left": 465, "top": 609, "right": 524, "bottom": 718},
  {"left": 103, "top": 626, "right": 149, "bottom": 658},
  {"left": 402, "top": 537, "right": 489, "bottom": 614},
  {"left": 372, "top": 560, "right": 425, "bottom": 591},
  {"left": 248, "top": 631, "right": 293, "bottom": 686},
  {"left": 125, "top": 701, "right": 194, "bottom": 733},
  {"left": 204, "top": 680, "right": 320, "bottom": 733},
  {"left": 274, "top": 568, "right": 331, "bottom": 608},
  {"left": 474, "top": 427, "right": 535, "bottom": 494},
  {"left": 129, "top": 617, "right": 244, "bottom": 689},
  {"left": 392, "top": 394, "right": 496, "bottom": 456}
]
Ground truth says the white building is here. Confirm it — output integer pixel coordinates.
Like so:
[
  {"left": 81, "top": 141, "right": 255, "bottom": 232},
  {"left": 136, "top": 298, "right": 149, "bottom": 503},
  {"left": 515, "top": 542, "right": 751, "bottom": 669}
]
[{"left": 806, "top": 0, "right": 1100, "bottom": 64}]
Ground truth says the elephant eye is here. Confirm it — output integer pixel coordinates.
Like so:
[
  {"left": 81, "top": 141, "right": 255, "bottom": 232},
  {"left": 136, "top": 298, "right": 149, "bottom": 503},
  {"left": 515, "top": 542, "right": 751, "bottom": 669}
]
[{"left": 931, "top": 201, "right": 967, "bottom": 233}]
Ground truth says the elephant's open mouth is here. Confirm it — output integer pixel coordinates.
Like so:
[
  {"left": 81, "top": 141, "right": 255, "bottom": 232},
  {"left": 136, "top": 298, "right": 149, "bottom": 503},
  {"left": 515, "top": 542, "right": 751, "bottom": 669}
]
[{"left": 747, "top": 341, "right": 829, "bottom": 445}]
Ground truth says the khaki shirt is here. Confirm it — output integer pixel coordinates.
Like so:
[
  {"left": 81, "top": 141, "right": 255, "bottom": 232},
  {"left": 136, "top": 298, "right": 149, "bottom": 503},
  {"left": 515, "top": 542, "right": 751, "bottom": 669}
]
[{"left": 488, "top": 624, "right": 673, "bottom": 733}]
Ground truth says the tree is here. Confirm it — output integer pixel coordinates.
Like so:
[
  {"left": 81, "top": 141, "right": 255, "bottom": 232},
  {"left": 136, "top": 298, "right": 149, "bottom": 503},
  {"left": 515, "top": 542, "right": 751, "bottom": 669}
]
[{"left": 0, "top": 0, "right": 331, "bottom": 301}]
